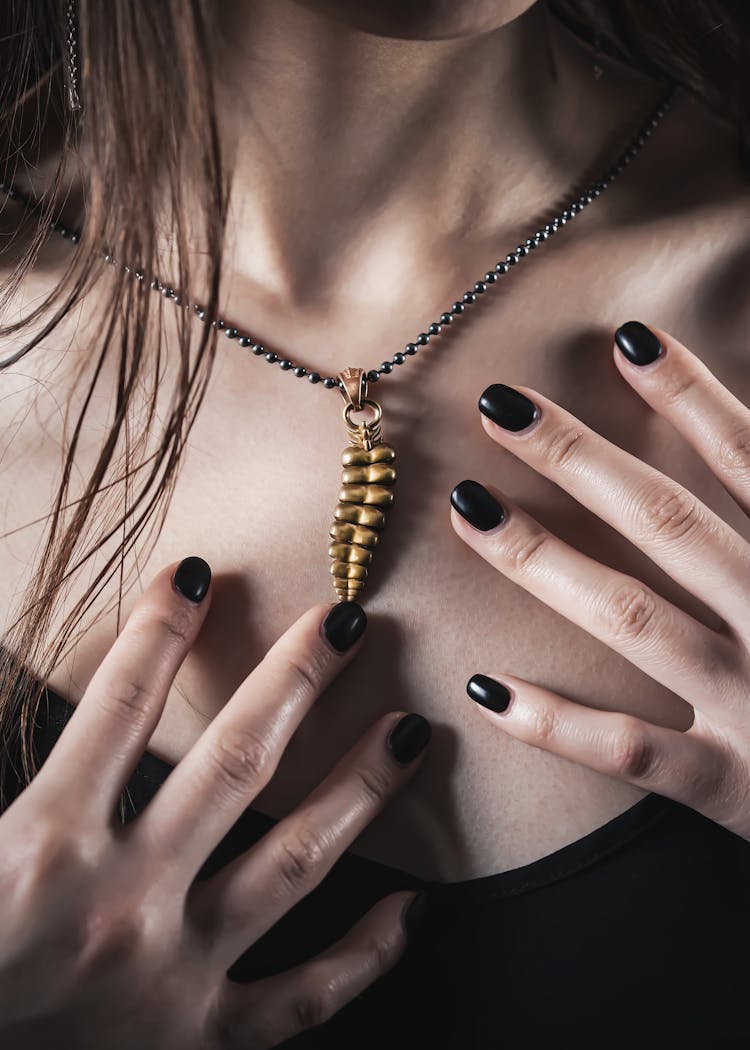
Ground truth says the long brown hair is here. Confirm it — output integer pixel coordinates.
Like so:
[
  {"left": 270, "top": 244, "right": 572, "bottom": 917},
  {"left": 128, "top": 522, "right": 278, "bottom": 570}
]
[{"left": 0, "top": 0, "right": 748, "bottom": 807}]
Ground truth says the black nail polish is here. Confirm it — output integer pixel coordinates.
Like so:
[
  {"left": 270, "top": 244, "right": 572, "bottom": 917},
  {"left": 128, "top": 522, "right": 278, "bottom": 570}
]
[
  {"left": 403, "top": 893, "right": 431, "bottom": 939},
  {"left": 322, "top": 602, "right": 367, "bottom": 652},
  {"left": 467, "top": 674, "right": 511, "bottom": 713},
  {"left": 479, "top": 383, "right": 539, "bottom": 432},
  {"left": 614, "top": 321, "right": 664, "bottom": 366},
  {"left": 387, "top": 713, "right": 432, "bottom": 765},
  {"left": 450, "top": 480, "right": 505, "bottom": 531},
  {"left": 173, "top": 556, "right": 211, "bottom": 603}
]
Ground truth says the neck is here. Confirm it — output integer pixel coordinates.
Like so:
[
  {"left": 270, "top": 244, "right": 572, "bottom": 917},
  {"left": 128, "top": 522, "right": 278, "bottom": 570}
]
[{"left": 205, "top": 1, "right": 651, "bottom": 363}]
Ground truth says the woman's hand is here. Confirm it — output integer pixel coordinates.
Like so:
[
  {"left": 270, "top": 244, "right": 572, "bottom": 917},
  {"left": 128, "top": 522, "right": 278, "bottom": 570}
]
[
  {"left": 450, "top": 321, "right": 750, "bottom": 840},
  {"left": 0, "top": 558, "right": 430, "bottom": 1050}
]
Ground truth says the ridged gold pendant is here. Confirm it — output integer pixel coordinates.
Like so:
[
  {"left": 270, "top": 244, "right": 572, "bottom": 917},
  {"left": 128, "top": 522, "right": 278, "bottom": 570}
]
[{"left": 329, "top": 368, "right": 396, "bottom": 602}]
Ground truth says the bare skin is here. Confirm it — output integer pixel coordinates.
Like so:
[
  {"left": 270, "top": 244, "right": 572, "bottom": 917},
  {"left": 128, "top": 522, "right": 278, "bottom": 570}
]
[
  {"left": 1, "top": 0, "right": 749, "bottom": 884},
  {"left": 0, "top": 568, "right": 427, "bottom": 1048},
  {"left": 455, "top": 325, "right": 750, "bottom": 840}
]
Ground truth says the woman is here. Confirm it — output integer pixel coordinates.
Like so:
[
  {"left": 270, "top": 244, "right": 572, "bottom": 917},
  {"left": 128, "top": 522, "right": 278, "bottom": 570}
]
[{"left": 0, "top": 0, "right": 748, "bottom": 1046}]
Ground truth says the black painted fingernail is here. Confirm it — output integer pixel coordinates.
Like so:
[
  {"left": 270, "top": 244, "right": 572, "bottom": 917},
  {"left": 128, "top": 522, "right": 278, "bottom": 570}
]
[
  {"left": 614, "top": 321, "right": 664, "bottom": 366},
  {"left": 387, "top": 713, "right": 432, "bottom": 765},
  {"left": 467, "top": 674, "right": 511, "bottom": 713},
  {"left": 322, "top": 602, "right": 367, "bottom": 652},
  {"left": 479, "top": 383, "right": 539, "bottom": 431},
  {"left": 403, "top": 892, "right": 430, "bottom": 939},
  {"left": 173, "top": 556, "right": 211, "bottom": 604},
  {"left": 450, "top": 480, "right": 505, "bottom": 531}
]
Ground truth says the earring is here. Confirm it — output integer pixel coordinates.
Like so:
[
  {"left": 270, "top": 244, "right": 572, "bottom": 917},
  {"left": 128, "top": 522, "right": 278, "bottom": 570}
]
[{"left": 65, "top": 0, "right": 82, "bottom": 112}]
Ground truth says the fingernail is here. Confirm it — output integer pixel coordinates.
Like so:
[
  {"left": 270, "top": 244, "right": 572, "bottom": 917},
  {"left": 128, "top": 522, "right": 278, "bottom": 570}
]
[
  {"left": 479, "top": 383, "right": 539, "bottom": 432},
  {"left": 402, "top": 892, "right": 430, "bottom": 939},
  {"left": 450, "top": 480, "right": 506, "bottom": 532},
  {"left": 467, "top": 674, "right": 512, "bottom": 713},
  {"left": 322, "top": 602, "right": 367, "bottom": 652},
  {"left": 173, "top": 556, "right": 211, "bottom": 604},
  {"left": 387, "top": 713, "right": 432, "bottom": 765},
  {"left": 614, "top": 321, "right": 664, "bottom": 366}
]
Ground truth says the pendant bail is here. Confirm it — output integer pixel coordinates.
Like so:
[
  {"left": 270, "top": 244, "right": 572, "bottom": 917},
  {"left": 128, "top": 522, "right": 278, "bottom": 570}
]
[{"left": 337, "top": 367, "right": 368, "bottom": 412}]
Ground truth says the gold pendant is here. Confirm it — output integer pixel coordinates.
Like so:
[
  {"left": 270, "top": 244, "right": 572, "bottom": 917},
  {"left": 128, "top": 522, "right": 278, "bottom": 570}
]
[{"left": 328, "top": 368, "right": 396, "bottom": 602}]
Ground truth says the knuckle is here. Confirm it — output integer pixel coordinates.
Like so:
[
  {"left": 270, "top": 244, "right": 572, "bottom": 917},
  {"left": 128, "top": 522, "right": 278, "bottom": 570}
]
[
  {"left": 77, "top": 904, "right": 144, "bottom": 978},
  {"left": 500, "top": 528, "right": 551, "bottom": 576},
  {"left": 686, "top": 718, "right": 741, "bottom": 815},
  {"left": 204, "top": 1003, "right": 238, "bottom": 1050},
  {"left": 717, "top": 424, "right": 750, "bottom": 480},
  {"left": 285, "top": 656, "right": 320, "bottom": 703},
  {"left": 608, "top": 718, "right": 656, "bottom": 780},
  {"left": 290, "top": 976, "right": 337, "bottom": 1032},
  {"left": 129, "top": 605, "right": 193, "bottom": 649},
  {"left": 21, "top": 825, "right": 85, "bottom": 895},
  {"left": 151, "top": 609, "right": 192, "bottom": 647},
  {"left": 205, "top": 725, "right": 274, "bottom": 802},
  {"left": 542, "top": 422, "right": 587, "bottom": 471},
  {"left": 206, "top": 987, "right": 269, "bottom": 1050},
  {"left": 286, "top": 932, "right": 397, "bottom": 1037},
  {"left": 273, "top": 645, "right": 331, "bottom": 707},
  {"left": 660, "top": 366, "right": 699, "bottom": 409},
  {"left": 685, "top": 758, "right": 727, "bottom": 811},
  {"left": 101, "top": 676, "right": 153, "bottom": 729},
  {"left": 714, "top": 757, "right": 750, "bottom": 824},
  {"left": 13, "top": 829, "right": 131, "bottom": 965},
  {"left": 601, "top": 580, "right": 659, "bottom": 647},
  {"left": 366, "top": 931, "right": 399, "bottom": 974},
  {"left": 276, "top": 823, "right": 330, "bottom": 892},
  {"left": 637, "top": 483, "right": 703, "bottom": 544},
  {"left": 353, "top": 762, "right": 393, "bottom": 808},
  {"left": 530, "top": 705, "right": 559, "bottom": 746}
]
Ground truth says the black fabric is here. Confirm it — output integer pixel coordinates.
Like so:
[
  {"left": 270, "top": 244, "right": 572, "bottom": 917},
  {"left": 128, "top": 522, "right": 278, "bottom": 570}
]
[{"left": 3, "top": 681, "right": 749, "bottom": 1048}]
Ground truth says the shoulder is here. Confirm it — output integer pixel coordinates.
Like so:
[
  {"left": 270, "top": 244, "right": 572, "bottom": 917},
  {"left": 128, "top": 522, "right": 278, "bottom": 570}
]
[
  {"left": 612, "top": 81, "right": 750, "bottom": 229},
  {"left": 602, "top": 84, "right": 750, "bottom": 387},
  {"left": 661, "top": 93, "right": 750, "bottom": 384}
]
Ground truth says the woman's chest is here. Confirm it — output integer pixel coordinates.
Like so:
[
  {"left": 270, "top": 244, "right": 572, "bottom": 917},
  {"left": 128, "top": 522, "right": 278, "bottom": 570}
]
[{"left": 3, "top": 201, "right": 749, "bottom": 880}]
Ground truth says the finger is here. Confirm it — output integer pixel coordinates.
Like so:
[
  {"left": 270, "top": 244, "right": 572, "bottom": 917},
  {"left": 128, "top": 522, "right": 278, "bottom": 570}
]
[
  {"left": 450, "top": 483, "right": 740, "bottom": 718},
  {"left": 209, "top": 891, "right": 414, "bottom": 1050},
  {"left": 613, "top": 321, "right": 750, "bottom": 516},
  {"left": 37, "top": 557, "right": 212, "bottom": 817},
  {"left": 134, "top": 601, "right": 369, "bottom": 883},
  {"left": 188, "top": 711, "right": 431, "bottom": 969},
  {"left": 464, "top": 676, "right": 735, "bottom": 823},
  {"left": 476, "top": 378, "right": 750, "bottom": 631},
  {"left": 466, "top": 673, "right": 734, "bottom": 823}
]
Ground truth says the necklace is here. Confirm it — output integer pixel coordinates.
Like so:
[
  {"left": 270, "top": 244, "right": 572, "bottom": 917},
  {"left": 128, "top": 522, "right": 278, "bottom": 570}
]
[{"left": 0, "top": 81, "right": 678, "bottom": 602}]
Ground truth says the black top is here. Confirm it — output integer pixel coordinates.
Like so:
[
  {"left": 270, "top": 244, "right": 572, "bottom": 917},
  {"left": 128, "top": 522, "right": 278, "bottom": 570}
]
[{"left": 2, "top": 680, "right": 749, "bottom": 1049}]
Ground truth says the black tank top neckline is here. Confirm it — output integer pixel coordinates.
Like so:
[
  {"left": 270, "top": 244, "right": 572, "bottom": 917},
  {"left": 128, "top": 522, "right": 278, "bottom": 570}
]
[
  {"left": 3, "top": 660, "right": 750, "bottom": 1046},
  {"left": 36, "top": 679, "right": 673, "bottom": 900}
]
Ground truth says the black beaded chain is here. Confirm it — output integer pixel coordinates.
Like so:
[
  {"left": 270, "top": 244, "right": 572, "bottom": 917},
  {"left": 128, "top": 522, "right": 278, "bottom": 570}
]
[{"left": 0, "top": 81, "right": 678, "bottom": 392}]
